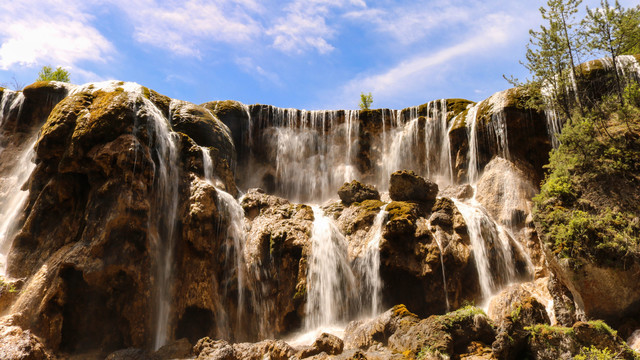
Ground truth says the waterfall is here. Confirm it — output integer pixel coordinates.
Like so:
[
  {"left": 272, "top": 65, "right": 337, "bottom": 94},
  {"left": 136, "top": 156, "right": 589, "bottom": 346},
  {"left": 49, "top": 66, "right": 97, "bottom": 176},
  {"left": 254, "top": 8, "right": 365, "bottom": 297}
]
[
  {"left": 144, "top": 98, "right": 180, "bottom": 351},
  {"left": 0, "top": 90, "right": 25, "bottom": 127},
  {"left": 250, "top": 107, "right": 360, "bottom": 202},
  {"left": 305, "top": 206, "right": 357, "bottom": 329},
  {"left": 355, "top": 205, "right": 387, "bottom": 317},
  {"left": 200, "top": 146, "right": 249, "bottom": 337},
  {"left": 427, "top": 219, "right": 450, "bottom": 312},
  {"left": 454, "top": 199, "right": 517, "bottom": 302},
  {"left": 0, "top": 137, "right": 37, "bottom": 276},
  {"left": 465, "top": 104, "right": 481, "bottom": 183}
]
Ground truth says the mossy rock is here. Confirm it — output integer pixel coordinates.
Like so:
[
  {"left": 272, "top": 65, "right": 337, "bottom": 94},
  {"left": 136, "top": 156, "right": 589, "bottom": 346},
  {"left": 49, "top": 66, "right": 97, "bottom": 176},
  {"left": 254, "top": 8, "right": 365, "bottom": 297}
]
[
  {"left": 446, "top": 98, "right": 474, "bottom": 121},
  {"left": 338, "top": 180, "right": 380, "bottom": 205},
  {"left": 65, "top": 90, "right": 136, "bottom": 160},
  {"left": 388, "top": 170, "right": 438, "bottom": 202},
  {"left": 142, "top": 86, "right": 171, "bottom": 116},
  {"left": 202, "top": 100, "right": 250, "bottom": 151},
  {"left": 384, "top": 201, "right": 420, "bottom": 237},
  {"left": 171, "top": 101, "right": 236, "bottom": 164}
]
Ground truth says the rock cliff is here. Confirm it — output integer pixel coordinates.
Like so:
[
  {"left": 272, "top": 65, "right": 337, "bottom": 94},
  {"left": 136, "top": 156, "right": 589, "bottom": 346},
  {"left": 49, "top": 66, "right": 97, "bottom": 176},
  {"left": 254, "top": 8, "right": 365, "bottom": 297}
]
[{"left": 0, "top": 55, "right": 638, "bottom": 359}]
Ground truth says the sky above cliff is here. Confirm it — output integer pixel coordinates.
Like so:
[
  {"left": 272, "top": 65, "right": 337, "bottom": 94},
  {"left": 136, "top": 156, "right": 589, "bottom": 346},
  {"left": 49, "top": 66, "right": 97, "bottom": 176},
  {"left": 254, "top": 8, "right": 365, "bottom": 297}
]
[{"left": 0, "top": 0, "right": 638, "bottom": 110}]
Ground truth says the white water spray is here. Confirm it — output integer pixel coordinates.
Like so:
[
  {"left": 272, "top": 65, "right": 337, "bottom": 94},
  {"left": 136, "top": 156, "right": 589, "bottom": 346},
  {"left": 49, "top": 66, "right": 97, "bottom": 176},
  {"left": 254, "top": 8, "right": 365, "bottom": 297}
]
[
  {"left": 356, "top": 205, "right": 388, "bottom": 316},
  {"left": 305, "top": 206, "right": 357, "bottom": 329}
]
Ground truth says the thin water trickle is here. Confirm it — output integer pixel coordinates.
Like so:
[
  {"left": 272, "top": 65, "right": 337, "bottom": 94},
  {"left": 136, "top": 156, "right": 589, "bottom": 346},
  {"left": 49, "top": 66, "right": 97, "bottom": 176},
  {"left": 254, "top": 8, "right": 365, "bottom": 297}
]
[{"left": 427, "top": 218, "right": 450, "bottom": 312}]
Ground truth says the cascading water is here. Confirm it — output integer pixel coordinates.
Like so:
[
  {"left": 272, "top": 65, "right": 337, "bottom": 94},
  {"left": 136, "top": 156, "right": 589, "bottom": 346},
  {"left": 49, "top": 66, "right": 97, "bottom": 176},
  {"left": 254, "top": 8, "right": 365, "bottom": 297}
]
[
  {"left": 141, "top": 97, "right": 181, "bottom": 351},
  {"left": 454, "top": 199, "right": 517, "bottom": 302},
  {"left": 200, "top": 146, "right": 248, "bottom": 332},
  {"left": 248, "top": 107, "right": 361, "bottom": 202},
  {"left": 465, "top": 105, "right": 481, "bottom": 183},
  {"left": 305, "top": 206, "right": 357, "bottom": 330},
  {"left": 0, "top": 137, "right": 37, "bottom": 276},
  {"left": 355, "top": 205, "right": 388, "bottom": 317}
]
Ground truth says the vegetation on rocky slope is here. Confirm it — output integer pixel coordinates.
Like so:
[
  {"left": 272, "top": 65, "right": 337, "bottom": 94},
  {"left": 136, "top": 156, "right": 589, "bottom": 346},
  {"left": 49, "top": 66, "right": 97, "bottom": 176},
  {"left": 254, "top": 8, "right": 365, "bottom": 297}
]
[{"left": 534, "top": 86, "right": 640, "bottom": 268}]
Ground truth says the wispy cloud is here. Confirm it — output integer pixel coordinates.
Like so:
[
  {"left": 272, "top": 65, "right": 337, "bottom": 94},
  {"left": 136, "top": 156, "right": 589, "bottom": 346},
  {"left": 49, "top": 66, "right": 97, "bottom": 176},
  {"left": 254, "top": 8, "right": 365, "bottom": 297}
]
[
  {"left": 114, "top": 0, "right": 263, "bottom": 57},
  {"left": 345, "top": 1, "right": 472, "bottom": 45},
  {"left": 267, "top": 0, "right": 366, "bottom": 54},
  {"left": 0, "top": 1, "right": 114, "bottom": 70}
]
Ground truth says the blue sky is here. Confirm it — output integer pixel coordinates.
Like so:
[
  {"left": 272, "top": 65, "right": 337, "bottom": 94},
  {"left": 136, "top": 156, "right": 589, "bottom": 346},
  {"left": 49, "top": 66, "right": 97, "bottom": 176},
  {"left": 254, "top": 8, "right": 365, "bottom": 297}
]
[{"left": 0, "top": 0, "right": 637, "bottom": 110}]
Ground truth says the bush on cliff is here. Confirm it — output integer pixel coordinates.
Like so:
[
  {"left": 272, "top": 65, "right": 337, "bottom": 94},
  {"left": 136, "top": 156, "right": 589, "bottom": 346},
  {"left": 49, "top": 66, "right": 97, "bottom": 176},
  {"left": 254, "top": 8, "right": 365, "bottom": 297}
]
[{"left": 533, "top": 85, "right": 640, "bottom": 268}]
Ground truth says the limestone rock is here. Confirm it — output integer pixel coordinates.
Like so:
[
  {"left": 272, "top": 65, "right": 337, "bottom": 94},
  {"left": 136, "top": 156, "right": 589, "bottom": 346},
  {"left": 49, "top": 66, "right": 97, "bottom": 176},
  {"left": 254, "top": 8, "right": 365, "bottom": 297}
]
[
  {"left": 490, "top": 290, "right": 550, "bottom": 360},
  {"left": 526, "top": 321, "right": 638, "bottom": 360},
  {"left": 105, "top": 348, "right": 151, "bottom": 360},
  {"left": 338, "top": 180, "right": 380, "bottom": 205},
  {"left": 388, "top": 170, "right": 438, "bottom": 203},
  {"left": 343, "top": 305, "right": 419, "bottom": 350},
  {"left": 439, "top": 184, "right": 474, "bottom": 201},
  {"left": 154, "top": 338, "right": 192, "bottom": 359},
  {"left": 2, "top": 82, "right": 240, "bottom": 355},
  {"left": 0, "top": 323, "right": 53, "bottom": 360},
  {"left": 0, "top": 277, "right": 24, "bottom": 315},
  {"left": 299, "top": 332, "right": 344, "bottom": 358},
  {"left": 194, "top": 338, "right": 235, "bottom": 360},
  {"left": 475, "top": 157, "right": 536, "bottom": 229},
  {"left": 240, "top": 189, "right": 313, "bottom": 337},
  {"left": 386, "top": 306, "right": 496, "bottom": 359}
]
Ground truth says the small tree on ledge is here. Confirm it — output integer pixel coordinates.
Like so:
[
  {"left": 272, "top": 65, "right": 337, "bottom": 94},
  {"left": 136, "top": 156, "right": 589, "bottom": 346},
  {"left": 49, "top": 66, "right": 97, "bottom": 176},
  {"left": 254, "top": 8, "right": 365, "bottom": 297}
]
[
  {"left": 36, "top": 65, "right": 71, "bottom": 82},
  {"left": 359, "top": 92, "right": 373, "bottom": 110}
]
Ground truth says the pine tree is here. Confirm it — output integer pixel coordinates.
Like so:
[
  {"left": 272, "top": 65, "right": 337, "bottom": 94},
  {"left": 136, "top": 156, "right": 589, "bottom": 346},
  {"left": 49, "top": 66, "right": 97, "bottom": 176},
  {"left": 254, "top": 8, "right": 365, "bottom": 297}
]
[
  {"left": 584, "top": 0, "right": 628, "bottom": 103},
  {"left": 619, "top": 6, "right": 640, "bottom": 55},
  {"left": 524, "top": 0, "right": 585, "bottom": 119}
]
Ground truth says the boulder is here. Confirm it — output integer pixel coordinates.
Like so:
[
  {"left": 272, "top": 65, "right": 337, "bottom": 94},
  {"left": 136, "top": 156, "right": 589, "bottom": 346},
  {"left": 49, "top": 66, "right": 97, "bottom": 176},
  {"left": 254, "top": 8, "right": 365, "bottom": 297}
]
[
  {"left": 298, "top": 332, "right": 344, "bottom": 358},
  {"left": 387, "top": 306, "right": 496, "bottom": 359},
  {"left": 388, "top": 170, "right": 438, "bottom": 202},
  {"left": 193, "top": 338, "right": 235, "bottom": 360},
  {"left": 526, "top": 321, "right": 638, "bottom": 360},
  {"left": 105, "top": 348, "right": 151, "bottom": 360},
  {"left": 338, "top": 180, "right": 380, "bottom": 205},
  {"left": 491, "top": 292, "right": 550, "bottom": 360},
  {"left": 343, "top": 305, "right": 419, "bottom": 350},
  {"left": 0, "top": 323, "right": 53, "bottom": 360}
]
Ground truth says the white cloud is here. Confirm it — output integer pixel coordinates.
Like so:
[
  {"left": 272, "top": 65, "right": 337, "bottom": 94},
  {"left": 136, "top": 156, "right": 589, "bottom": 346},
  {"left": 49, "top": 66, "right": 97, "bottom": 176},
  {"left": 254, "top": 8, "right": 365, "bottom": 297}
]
[
  {"left": 0, "top": 1, "right": 114, "bottom": 70},
  {"left": 114, "top": 0, "right": 263, "bottom": 57},
  {"left": 345, "top": 1, "right": 472, "bottom": 45},
  {"left": 267, "top": 0, "right": 366, "bottom": 54}
]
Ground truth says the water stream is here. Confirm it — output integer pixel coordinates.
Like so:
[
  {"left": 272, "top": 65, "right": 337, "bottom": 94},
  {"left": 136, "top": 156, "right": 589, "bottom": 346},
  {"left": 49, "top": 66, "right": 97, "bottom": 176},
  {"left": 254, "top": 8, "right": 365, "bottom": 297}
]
[
  {"left": 356, "top": 205, "right": 388, "bottom": 317},
  {"left": 305, "top": 206, "right": 357, "bottom": 330},
  {"left": 0, "top": 137, "right": 37, "bottom": 276}
]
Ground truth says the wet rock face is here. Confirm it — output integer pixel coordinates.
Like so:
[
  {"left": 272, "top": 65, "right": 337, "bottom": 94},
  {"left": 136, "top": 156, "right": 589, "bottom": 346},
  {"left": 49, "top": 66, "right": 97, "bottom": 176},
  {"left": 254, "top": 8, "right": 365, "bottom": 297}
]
[
  {"left": 388, "top": 170, "right": 438, "bottom": 203},
  {"left": 2, "top": 83, "right": 238, "bottom": 355},
  {"left": 240, "top": 189, "right": 313, "bottom": 338}
]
